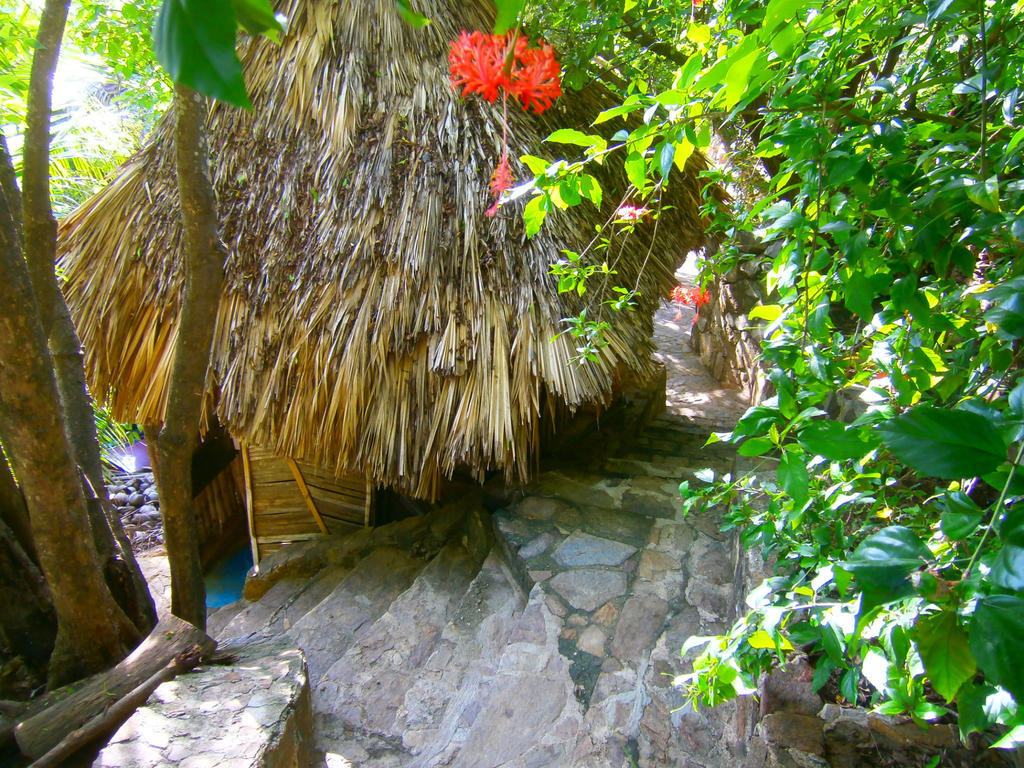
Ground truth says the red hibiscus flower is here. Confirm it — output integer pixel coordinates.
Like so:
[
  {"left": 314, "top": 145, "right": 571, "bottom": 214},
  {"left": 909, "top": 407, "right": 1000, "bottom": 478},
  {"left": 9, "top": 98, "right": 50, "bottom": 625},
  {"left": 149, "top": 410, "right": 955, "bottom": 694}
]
[
  {"left": 508, "top": 42, "right": 562, "bottom": 113},
  {"left": 448, "top": 30, "right": 510, "bottom": 103},
  {"left": 448, "top": 30, "right": 561, "bottom": 114}
]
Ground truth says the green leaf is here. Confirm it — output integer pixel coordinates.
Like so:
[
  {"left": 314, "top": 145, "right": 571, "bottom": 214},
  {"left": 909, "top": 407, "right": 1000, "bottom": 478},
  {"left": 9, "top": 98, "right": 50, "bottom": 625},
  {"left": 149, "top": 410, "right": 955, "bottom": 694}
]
[
  {"left": 969, "top": 596, "right": 1024, "bottom": 701},
  {"left": 523, "top": 194, "right": 549, "bottom": 237},
  {"left": 723, "top": 50, "right": 759, "bottom": 110},
  {"left": 394, "top": 0, "right": 430, "bottom": 27},
  {"left": 991, "top": 506, "right": 1024, "bottom": 589},
  {"left": 624, "top": 151, "right": 646, "bottom": 189},
  {"left": 492, "top": 0, "right": 524, "bottom": 33},
  {"left": 913, "top": 611, "right": 976, "bottom": 702},
  {"left": 939, "top": 491, "right": 983, "bottom": 540},
  {"left": 777, "top": 447, "right": 809, "bottom": 508},
  {"left": 991, "top": 544, "right": 1024, "bottom": 590},
  {"left": 748, "top": 630, "right": 793, "bottom": 650},
  {"left": 956, "top": 684, "right": 1003, "bottom": 739},
  {"left": 842, "top": 526, "right": 932, "bottom": 593},
  {"left": 877, "top": 406, "right": 1006, "bottom": 479},
  {"left": 593, "top": 98, "right": 642, "bottom": 125},
  {"left": 738, "top": 437, "right": 774, "bottom": 457},
  {"left": 519, "top": 154, "right": 549, "bottom": 175},
  {"left": 545, "top": 129, "right": 607, "bottom": 152},
  {"left": 842, "top": 269, "right": 877, "bottom": 319},
  {"left": 840, "top": 667, "right": 860, "bottom": 703},
  {"left": 154, "top": 0, "right": 250, "bottom": 108},
  {"left": 812, "top": 657, "right": 836, "bottom": 691},
  {"left": 657, "top": 142, "right": 675, "bottom": 179},
  {"left": 983, "top": 278, "right": 1024, "bottom": 339},
  {"left": 798, "top": 420, "right": 876, "bottom": 461},
  {"left": 733, "top": 405, "right": 781, "bottom": 440},
  {"left": 763, "top": 0, "right": 804, "bottom": 31},
  {"left": 231, "top": 0, "right": 282, "bottom": 40},
  {"left": 577, "top": 174, "right": 602, "bottom": 208},
  {"left": 965, "top": 177, "right": 1001, "bottom": 213},
  {"left": 673, "top": 138, "right": 695, "bottom": 171}
]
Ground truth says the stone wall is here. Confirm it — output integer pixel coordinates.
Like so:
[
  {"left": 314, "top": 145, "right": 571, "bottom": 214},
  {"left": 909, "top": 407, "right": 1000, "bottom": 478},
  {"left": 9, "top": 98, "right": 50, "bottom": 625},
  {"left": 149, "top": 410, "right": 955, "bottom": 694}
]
[{"left": 689, "top": 238, "right": 774, "bottom": 405}]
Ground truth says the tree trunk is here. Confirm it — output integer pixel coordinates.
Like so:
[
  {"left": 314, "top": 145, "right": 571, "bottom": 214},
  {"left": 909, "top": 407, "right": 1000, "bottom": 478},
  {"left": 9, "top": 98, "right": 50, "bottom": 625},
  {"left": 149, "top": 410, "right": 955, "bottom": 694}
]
[
  {"left": 15, "top": 0, "right": 156, "bottom": 636},
  {"left": 156, "top": 85, "right": 228, "bottom": 630},
  {"left": 50, "top": 307, "right": 157, "bottom": 633},
  {"left": 0, "top": 188, "right": 140, "bottom": 688}
]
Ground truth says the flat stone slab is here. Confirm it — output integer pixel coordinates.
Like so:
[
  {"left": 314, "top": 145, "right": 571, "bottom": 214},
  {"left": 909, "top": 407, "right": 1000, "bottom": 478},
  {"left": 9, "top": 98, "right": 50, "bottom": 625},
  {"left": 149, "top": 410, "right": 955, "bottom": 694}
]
[
  {"left": 548, "top": 569, "right": 628, "bottom": 612},
  {"left": 553, "top": 532, "right": 637, "bottom": 567},
  {"left": 94, "top": 637, "right": 311, "bottom": 768}
]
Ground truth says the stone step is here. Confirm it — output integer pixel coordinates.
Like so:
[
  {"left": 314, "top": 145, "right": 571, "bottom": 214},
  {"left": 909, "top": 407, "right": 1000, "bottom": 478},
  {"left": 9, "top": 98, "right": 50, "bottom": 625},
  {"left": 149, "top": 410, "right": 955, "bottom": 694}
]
[
  {"left": 212, "top": 555, "right": 358, "bottom": 643},
  {"left": 286, "top": 546, "right": 429, "bottom": 685},
  {"left": 397, "top": 549, "right": 527, "bottom": 768},
  {"left": 206, "top": 598, "right": 247, "bottom": 639},
  {"left": 261, "top": 563, "right": 355, "bottom": 638},
  {"left": 439, "top": 583, "right": 583, "bottom": 768},
  {"left": 313, "top": 539, "right": 482, "bottom": 738},
  {"left": 215, "top": 576, "right": 309, "bottom": 641},
  {"left": 310, "top": 542, "right": 486, "bottom": 766}
]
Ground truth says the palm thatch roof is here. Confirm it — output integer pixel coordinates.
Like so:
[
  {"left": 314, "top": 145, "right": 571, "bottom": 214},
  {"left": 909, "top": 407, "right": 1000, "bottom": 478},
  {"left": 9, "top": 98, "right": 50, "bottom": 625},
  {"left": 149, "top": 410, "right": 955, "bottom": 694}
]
[{"left": 58, "top": 0, "right": 713, "bottom": 499}]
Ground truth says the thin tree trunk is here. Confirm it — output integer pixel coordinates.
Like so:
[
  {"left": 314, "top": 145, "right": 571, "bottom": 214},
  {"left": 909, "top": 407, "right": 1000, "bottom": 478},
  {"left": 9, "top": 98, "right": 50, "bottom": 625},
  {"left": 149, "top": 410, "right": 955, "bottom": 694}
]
[
  {"left": 21, "top": 0, "right": 67, "bottom": 341},
  {"left": 0, "top": 188, "right": 139, "bottom": 689},
  {"left": 14, "top": 0, "right": 155, "bottom": 635},
  {"left": 50, "top": 309, "right": 157, "bottom": 632},
  {"left": 156, "top": 85, "right": 227, "bottom": 630}
]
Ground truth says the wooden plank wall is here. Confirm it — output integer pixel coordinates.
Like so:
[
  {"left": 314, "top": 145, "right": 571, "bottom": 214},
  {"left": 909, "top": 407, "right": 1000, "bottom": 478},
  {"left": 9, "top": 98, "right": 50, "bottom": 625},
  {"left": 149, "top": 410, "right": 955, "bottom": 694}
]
[{"left": 242, "top": 444, "right": 373, "bottom": 563}]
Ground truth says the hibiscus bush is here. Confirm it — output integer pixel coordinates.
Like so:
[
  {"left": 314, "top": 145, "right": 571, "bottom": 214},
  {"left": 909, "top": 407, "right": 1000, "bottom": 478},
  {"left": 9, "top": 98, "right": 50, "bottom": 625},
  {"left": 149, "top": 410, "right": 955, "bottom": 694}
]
[{"left": 513, "top": 0, "right": 1024, "bottom": 749}]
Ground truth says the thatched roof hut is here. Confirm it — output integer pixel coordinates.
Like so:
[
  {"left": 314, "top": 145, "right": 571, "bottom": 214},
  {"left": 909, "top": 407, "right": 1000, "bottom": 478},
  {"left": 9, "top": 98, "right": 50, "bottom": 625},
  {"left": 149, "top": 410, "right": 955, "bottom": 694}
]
[{"left": 58, "top": 0, "right": 711, "bottom": 500}]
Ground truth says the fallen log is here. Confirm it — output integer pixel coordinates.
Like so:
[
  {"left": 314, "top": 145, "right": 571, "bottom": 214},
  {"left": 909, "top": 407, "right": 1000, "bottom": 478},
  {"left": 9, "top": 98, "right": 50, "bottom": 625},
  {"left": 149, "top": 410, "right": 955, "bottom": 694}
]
[
  {"left": 28, "top": 645, "right": 203, "bottom": 768},
  {"left": 14, "top": 614, "right": 214, "bottom": 759}
]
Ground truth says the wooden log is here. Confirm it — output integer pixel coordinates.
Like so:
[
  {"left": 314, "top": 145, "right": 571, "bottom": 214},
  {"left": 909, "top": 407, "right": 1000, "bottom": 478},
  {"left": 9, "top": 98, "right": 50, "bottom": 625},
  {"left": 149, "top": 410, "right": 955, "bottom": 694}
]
[
  {"left": 14, "top": 614, "right": 214, "bottom": 759},
  {"left": 28, "top": 645, "right": 204, "bottom": 768}
]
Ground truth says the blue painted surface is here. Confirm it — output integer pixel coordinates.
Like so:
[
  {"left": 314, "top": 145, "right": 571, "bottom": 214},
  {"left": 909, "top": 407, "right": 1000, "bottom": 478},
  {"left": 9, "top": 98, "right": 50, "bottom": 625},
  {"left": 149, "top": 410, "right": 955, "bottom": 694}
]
[{"left": 204, "top": 544, "right": 253, "bottom": 608}]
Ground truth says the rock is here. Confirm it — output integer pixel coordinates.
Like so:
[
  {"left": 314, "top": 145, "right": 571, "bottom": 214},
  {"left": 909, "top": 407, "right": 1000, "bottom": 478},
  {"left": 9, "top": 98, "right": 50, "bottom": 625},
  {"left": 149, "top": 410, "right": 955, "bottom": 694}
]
[
  {"left": 592, "top": 602, "right": 619, "bottom": 627},
  {"left": 548, "top": 569, "right": 628, "bottom": 612},
  {"left": 516, "top": 497, "right": 572, "bottom": 521},
  {"left": 578, "top": 626, "right": 605, "bottom": 657},
  {"left": 637, "top": 549, "right": 678, "bottom": 581},
  {"left": 758, "top": 713, "right": 825, "bottom": 755},
  {"left": 144, "top": 488, "right": 160, "bottom": 502},
  {"left": 137, "top": 504, "right": 160, "bottom": 519},
  {"left": 110, "top": 492, "right": 130, "bottom": 506},
  {"left": 545, "top": 593, "right": 567, "bottom": 617},
  {"left": 128, "top": 492, "right": 146, "bottom": 507},
  {"left": 610, "top": 594, "right": 668, "bottom": 660},
  {"left": 518, "top": 531, "right": 557, "bottom": 560},
  {"left": 552, "top": 531, "right": 637, "bottom": 567},
  {"left": 760, "top": 660, "right": 822, "bottom": 717}
]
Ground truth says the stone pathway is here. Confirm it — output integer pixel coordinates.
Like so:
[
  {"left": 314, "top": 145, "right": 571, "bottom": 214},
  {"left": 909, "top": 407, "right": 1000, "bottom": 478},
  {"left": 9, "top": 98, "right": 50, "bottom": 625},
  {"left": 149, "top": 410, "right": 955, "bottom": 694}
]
[
  {"left": 654, "top": 292, "right": 749, "bottom": 430},
  {"left": 101, "top": 303, "right": 756, "bottom": 768}
]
